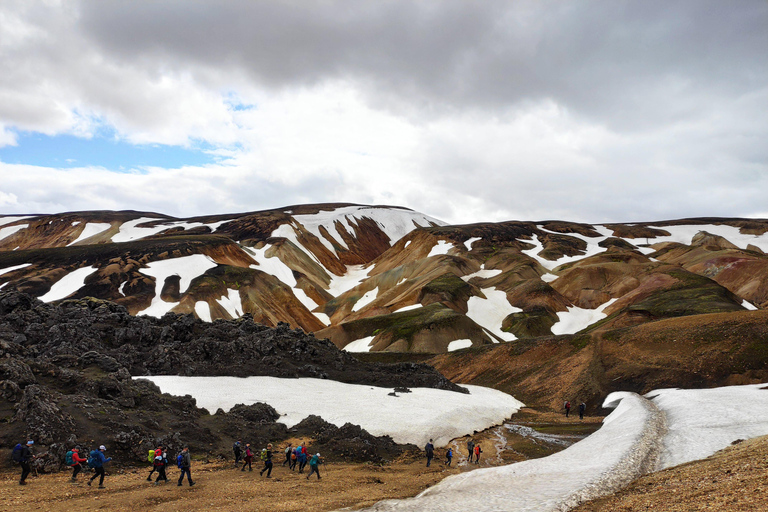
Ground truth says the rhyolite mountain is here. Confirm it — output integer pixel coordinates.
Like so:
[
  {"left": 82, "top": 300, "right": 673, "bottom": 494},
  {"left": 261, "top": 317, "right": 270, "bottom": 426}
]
[{"left": 2, "top": 204, "right": 768, "bottom": 356}]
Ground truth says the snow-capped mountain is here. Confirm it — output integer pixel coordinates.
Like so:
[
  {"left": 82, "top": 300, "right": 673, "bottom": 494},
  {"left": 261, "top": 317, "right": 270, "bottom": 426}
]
[{"left": 2, "top": 205, "right": 767, "bottom": 355}]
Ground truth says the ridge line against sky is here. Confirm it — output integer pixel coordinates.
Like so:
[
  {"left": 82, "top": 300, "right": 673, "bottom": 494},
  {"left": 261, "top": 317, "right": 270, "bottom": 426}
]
[{"left": 0, "top": 0, "right": 766, "bottom": 225}]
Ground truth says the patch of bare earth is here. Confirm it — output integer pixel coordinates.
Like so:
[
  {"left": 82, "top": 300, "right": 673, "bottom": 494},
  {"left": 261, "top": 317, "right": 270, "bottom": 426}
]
[{"left": 573, "top": 435, "right": 768, "bottom": 511}]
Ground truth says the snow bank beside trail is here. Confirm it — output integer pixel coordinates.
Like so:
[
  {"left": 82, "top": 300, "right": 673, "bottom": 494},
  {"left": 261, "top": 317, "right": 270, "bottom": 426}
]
[
  {"left": 39, "top": 266, "right": 99, "bottom": 302},
  {"left": 139, "top": 376, "right": 522, "bottom": 448},
  {"left": 645, "top": 384, "right": 768, "bottom": 469},
  {"left": 361, "top": 393, "right": 663, "bottom": 512}
]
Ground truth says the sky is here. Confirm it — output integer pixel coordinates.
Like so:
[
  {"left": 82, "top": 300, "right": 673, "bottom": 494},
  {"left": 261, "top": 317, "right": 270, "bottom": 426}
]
[{"left": 0, "top": 0, "right": 766, "bottom": 225}]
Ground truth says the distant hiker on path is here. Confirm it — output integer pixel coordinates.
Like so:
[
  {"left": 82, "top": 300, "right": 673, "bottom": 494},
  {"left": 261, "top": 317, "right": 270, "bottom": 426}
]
[
  {"left": 445, "top": 447, "right": 453, "bottom": 466},
  {"left": 283, "top": 443, "right": 292, "bottom": 466},
  {"left": 306, "top": 453, "right": 323, "bottom": 480},
  {"left": 425, "top": 439, "right": 434, "bottom": 467},
  {"left": 87, "top": 445, "right": 112, "bottom": 489},
  {"left": 13, "top": 439, "right": 35, "bottom": 485},
  {"left": 242, "top": 443, "right": 253, "bottom": 472},
  {"left": 233, "top": 440, "right": 242, "bottom": 465},
  {"left": 564, "top": 401, "right": 571, "bottom": 418},
  {"left": 177, "top": 446, "right": 195, "bottom": 487},
  {"left": 473, "top": 444, "right": 482, "bottom": 464},
  {"left": 289, "top": 445, "right": 298, "bottom": 471},
  {"left": 579, "top": 402, "right": 586, "bottom": 420},
  {"left": 67, "top": 446, "right": 87, "bottom": 482},
  {"left": 466, "top": 439, "right": 475, "bottom": 463},
  {"left": 260, "top": 443, "right": 273, "bottom": 478}
]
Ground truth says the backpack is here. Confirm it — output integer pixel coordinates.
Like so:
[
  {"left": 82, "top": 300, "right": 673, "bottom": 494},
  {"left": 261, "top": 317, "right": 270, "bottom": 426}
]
[
  {"left": 260, "top": 449, "right": 267, "bottom": 461},
  {"left": 447, "top": 448, "right": 452, "bottom": 458},
  {"left": 87, "top": 450, "right": 98, "bottom": 469},
  {"left": 176, "top": 454, "right": 183, "bottom": 468},
  {"left": 148, "top": 449, "right": 156, "bottom": 463},
  {"left": 11, "top": 443, "right": 23, "bottom": 463},
  {"left": 65, "top": 450, "right": 74, "bottom": 466}
]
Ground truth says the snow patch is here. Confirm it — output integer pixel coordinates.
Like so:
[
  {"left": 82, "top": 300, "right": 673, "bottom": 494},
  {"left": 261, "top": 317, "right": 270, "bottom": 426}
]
[
  {"left": 67, "top": 222, "right": 111, "bottom": 246},
  {"left": 551, "top": 299, "right": 617, "bottom": 335},
  {"left": 464, "top": 237, "right": 481, "bottom": 250},
  {"left": 39, "top": 266, "right": 99, "bottom": 302},
  {"left": 194, "top": 301, "right": 212, "bottom": 322},
  {"left": 742, "top": 299, "right": 757, "bottom": 311},
  {"left": 447, "top": 339, "right": 473, "bottom": 351},
  {"left": 540, "top": 273, "right": 558, "bottom": 283},
  {"left": 461, "top": 266, "right": 503, "bottom": 282},
  {"left": 216, "top": 289, "right": 243, "bottom": 318},
  {"left": 352, "top": 287, "right": 378, "bottom": 312},
  {"left": 428, "top": 240, "right": 453, "bottom": 258},
  {"left": 393, "top": 304, "right": 423, "bottom": 312},
  {"left": 0, "top": 216, "right": 34, "bottom": 228},
  {"left": 0, "top": 263, "right": 31, "bottom": 277},
  {"left": 466, "top": 288, "right": 521, "bottom": 342},
  {"left": 136, "top": 255, "right": 218, "bottom": 317},
  {"left": 344, "top": 336, "right": 375, "bottom": 353},
  {"left": 0, "top": 223, "right": 28, "bottom": 242}
]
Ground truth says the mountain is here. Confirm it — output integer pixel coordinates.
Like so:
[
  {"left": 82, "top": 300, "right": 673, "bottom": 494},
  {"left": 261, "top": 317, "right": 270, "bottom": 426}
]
[{"left": 2, "top": 205, "right": 767, "bottom": 358}]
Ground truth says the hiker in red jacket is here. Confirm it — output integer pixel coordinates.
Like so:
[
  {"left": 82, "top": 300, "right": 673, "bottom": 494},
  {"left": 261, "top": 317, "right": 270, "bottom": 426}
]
[
  {"left": 70, "top": 447, "right": 88, "bottom": 481},
  {"left": 473, "top": 444, "right": 482, "bottom": 464}
]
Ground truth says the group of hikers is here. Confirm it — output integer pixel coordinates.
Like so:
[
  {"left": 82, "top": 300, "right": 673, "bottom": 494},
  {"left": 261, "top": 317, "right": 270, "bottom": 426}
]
[
  {"left": 423, "top": 438, "right": 482, "bottom": 467},
  {"left": 564, "top": 401, "right": 587, "bottom": 419},
  {"left": 12, "top": 440, "right": 116, "bottom": 488},
  {"left": 232, "top": 440, "right": 324, "bottom": 480}
]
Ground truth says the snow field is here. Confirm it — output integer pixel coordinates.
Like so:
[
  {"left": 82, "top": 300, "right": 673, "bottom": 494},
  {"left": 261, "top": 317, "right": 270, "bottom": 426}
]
[
  {"left": 111, "top": 217, "right": 233, "bottom": 243},
  {"left": 466, "top": 287, "right": 520, "bottom": 342},
  {"left": 139, "top": 376, "right": 523, "bottom": 448},
  {"left": 0, "top": 216, "right": 34, "bottom": 228},
  {"left": 39, "top": 266, "right": 99, "bottom": 302},
  {"left": 461, "top": 265, "right": 502, "bottom": 281},
  {"left": 646, "top": 224, "right": 768, "bottom": 252}
]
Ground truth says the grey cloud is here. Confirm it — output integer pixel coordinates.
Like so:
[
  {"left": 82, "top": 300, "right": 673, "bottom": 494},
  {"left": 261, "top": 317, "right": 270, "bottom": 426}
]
[{"left": 74, "top": 0, "right": 768, "bottom": 130}]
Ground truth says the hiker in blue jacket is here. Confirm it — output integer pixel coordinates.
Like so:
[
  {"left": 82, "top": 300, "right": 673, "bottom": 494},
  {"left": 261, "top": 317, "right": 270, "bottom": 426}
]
[
  {"left": 12, "top": 439, "right": 35, "bottom": 485},
  {"left": 87, "top": 445, "right": 112, "bottom": 489},
  {"left": 177, "top": 446, "right": 195, "bottom": 487},
  {"left": 445, "top": 447, "right": 453, "bottom": 466},
  {"left": 305, "top": 453, "right": 323, "bottom": 480}
]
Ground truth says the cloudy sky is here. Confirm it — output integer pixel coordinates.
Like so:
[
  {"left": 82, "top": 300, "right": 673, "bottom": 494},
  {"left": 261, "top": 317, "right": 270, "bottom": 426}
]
[{"left": 0, "top": 1, "right": 766, "bottom": 224}]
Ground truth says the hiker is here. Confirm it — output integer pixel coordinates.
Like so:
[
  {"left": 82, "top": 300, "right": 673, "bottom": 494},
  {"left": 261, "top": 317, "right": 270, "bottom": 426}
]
[
  {"left": 297, "top": 442, "right": 308, "bottom": 473},
  {"left": 87, "top": 445, "right": 112, "bottom": 489},
  {"left": 564, "top": 400, "right": 571, "bottom": 418},
  {"left": 67, "top": 446, "right": 88, "bottom": 482},
  {"left": 289, "top": 445, "right": 298, "bottom": 471},
  {"left": 13, "top": 439, "right": 35, "bottom": 485},
  {"left": 259, "top": 443, "right": 273, "bottom": 478},
  {"left": 154, "top": 447, "right": 168, "bottom": 484},
  {"left": 282, "top": 442, "right": 292, "bottom": 466},
  {"left": 466, "top": 438, "right": 475, "bottom": 463},
  {"left": 579, "top": 402, "right": 586, "bottom": 420},
  {"left": 425, "top": 439, "right": 434, "bottom": 467},
  {"left": 147, "top": 446, "right": 161, "bottom": 481},
  {"left": 241, "top": 443, "right": 253, "bottom": 472},
  {"left": 473, "top": 444, "right": 482, "bottom": 464},
  {"left": 177, "top": 446, "right": 195, "bottom": 487},
  {"left": 306, "top": 453, "right": 323, "bottom": 480},
  {"left": 445, "top": 447, "right": 453, "bottom": 466},
  {"left": 233, "top": 440, "right": 242, "bottom": 465}
]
